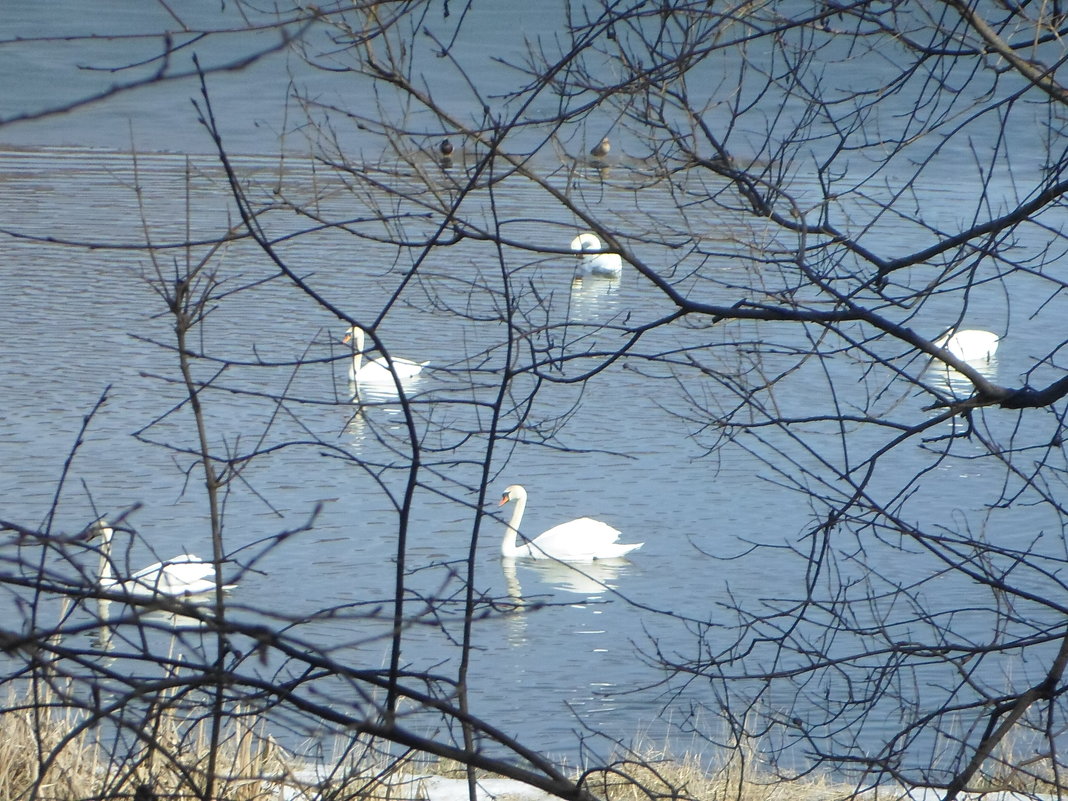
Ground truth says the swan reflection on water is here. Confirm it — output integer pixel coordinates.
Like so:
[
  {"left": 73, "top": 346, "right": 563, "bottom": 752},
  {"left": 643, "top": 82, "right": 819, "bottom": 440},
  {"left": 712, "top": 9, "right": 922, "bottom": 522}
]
[
  {"left": 528, "top": 557, "right": 630, "bottom": 595},
  {"left": 347, "top": 376, "right": 424, "bottom": 405},
  {"left": 568, "top": 275, "right": 621, "bottom": 321},
  {"left": 928, "top": 357, "right": 999, "bottom": 399},
  {"left": 91, "top": 590, "right": 221, "bottom": 657},
  {"left": 91, "top": 596, "right": 113, "bottom": 653},
  {"left": 500, "top": 557, "right": 636, "bottom": 646},
  {"left": 926, "top": 344, "right": 999, "bottom": 401},
  {"left": 343, "top": 378, "right": 426, "bottom": 450},
  {"left": 501, "top": 556, "right": 633, "bottom": 601}
]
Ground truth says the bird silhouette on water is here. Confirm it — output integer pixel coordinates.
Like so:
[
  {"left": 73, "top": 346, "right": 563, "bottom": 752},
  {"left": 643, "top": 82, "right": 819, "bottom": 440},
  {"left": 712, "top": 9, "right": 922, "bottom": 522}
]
[{"left": 439, "top": 138, "right": 454, "bottom": 168}]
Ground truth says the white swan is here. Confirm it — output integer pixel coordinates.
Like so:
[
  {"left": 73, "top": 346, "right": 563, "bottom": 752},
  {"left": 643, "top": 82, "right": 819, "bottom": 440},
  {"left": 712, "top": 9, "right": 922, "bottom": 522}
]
[
  {"left": 934, "top": 329, "right": 1000, "bottom": 362},
  {"left": 590, "top": 137, "right": 611, "bottom": 159},
  {"left": 497, "top": 484, "right": 643, "bottom": 561},
  {"left": 91, "top": 520, "right": 234, "bottom": 598},
  {"left": 570, "top": 232, "right": 623, "bottom": 277},
  {"left": 344, "top": 326, "right": 427, "bottom": 383}
]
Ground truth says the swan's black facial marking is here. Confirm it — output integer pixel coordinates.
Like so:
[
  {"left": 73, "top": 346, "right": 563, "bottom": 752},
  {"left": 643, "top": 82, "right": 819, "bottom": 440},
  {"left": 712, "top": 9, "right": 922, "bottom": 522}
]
[{"left": 499, "top": 491, "right": 511, "bottom": 506}]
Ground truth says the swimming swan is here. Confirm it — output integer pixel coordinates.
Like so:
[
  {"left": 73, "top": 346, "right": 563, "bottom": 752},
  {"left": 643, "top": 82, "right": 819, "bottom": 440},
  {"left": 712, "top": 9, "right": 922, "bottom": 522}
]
[
  {"left": 344, "top": 326, "right": 427, "bottom": 383},
  {"left": 934, "top": 329, "right": 1000, "bottom": 363},
  {"left": 91, "top": 520, "right": 234, "bottom": 598},
  {"left": 497, "top": 484, "right": 643, "bottom": 561},
  {"left": 570, "top": 232, "right": 623, "bottom": 277},
  {"left": 590, "top": 137, "right": 611, "bottom": 159}
]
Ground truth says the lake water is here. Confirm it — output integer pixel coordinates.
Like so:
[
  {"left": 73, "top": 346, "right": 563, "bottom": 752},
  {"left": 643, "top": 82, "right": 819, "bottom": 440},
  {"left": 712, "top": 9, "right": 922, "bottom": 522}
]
[{"left": 2, "top": 0, "right": 1066, "bottom": 783}]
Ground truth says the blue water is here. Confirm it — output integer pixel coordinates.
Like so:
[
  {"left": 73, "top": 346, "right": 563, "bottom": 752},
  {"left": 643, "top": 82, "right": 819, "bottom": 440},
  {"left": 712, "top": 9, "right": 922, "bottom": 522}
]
[{"left": 2, "top": 0, "right": 1066, "bottom": 784}]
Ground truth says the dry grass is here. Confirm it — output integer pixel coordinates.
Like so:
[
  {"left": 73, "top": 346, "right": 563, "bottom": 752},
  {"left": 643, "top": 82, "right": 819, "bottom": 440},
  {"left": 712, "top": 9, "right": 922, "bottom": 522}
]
[
  {"left": 362, "top": 740, "right": 1068, "bottom": 801},
  {"left": 390, "top": 742, "right": 852, "bottom": 801},
  {"left": 0, "top": 683, "right": 287, "bottom": 801},
  {"left": 970, "top": 740, "right": 1067, "bottom": 796},
  {"left": 0, "top": 688, "right": 99, "bottom": 801},
  {"left": 580, "top": 747, "right": 848, "bottom": 801},
  {"left": 1, "top": 686, "right": 1065, "bottom": 801}
]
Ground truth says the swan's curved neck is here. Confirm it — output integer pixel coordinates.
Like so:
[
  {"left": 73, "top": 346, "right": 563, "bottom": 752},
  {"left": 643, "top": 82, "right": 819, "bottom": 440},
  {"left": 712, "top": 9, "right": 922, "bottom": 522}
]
[
  {"left": 97, "top": 524, "right": 114, "bottom": 585},
  {"left": 501, "top": 495, "right": 526, "bottom": 557},
  {"left": 349, "top": 327, "right": 365, "bottom": 379}
]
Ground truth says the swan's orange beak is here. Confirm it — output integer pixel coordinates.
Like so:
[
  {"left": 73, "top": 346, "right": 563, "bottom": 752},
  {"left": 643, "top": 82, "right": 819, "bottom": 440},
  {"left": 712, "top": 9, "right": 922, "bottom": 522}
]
[
  {"left": 498, "top": 493, "right": 509, "bottom": 506},
  {"left": 342, "top": 332, "right": 352, "bottom": 344}
]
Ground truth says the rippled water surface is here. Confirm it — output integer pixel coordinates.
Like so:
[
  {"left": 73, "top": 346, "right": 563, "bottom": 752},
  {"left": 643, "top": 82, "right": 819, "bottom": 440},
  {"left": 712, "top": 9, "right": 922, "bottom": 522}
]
[
  {"left": 0, "top": 144, "right": 1056, "bottom": 768},
  {"left": 1, "top": 0, "right": 1063, "bottom": 774}
]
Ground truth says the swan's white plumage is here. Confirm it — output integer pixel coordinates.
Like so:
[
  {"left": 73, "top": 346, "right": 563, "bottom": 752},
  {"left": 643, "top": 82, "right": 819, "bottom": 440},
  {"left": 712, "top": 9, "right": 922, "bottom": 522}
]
[
  {"left": 570, "top": 232, "right": 623, "bottom": 277},
  {"left": 107, "top": 554, "right": 219, "bottom": 597},
  {"left": 344, "top": 326, "right": 427, "bottom": 383},
  {"left": 93, "top": 520, "right": 233, "bottom": 598},
  {"left": 498, "top": 484, "right": 643, "bottom": 561},
  {"left": 934, "top": 329, "right": 1000, "bottom": 362}
]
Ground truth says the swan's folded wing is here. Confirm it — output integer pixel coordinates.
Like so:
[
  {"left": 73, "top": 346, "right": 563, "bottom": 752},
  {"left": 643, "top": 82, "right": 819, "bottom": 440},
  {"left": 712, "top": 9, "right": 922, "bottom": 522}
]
[
  {"left": 359, "top": 356, "right": 425, "bottom": 382},
  {"left": 165, "top": 577, "right": 223, "bottom": 595},
  {"left": 128, "top": 554, "right": 210, "bottom": 580},
  {"left": 162, "top": 557, "right": 216, "bottom": 585},
  {"left": 529, "top": 517, "right": 624, "bottom": 559},
  {"left": 125, "top": 554, "right": 215, "bottom": 593}
]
